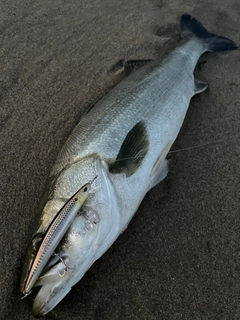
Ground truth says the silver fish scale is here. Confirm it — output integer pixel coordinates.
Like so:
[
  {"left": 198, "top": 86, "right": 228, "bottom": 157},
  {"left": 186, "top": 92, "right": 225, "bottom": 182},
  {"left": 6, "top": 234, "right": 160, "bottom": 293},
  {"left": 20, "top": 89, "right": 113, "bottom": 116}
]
[{"left": 51, "top": 39, "right": 203, "bottom": 178}]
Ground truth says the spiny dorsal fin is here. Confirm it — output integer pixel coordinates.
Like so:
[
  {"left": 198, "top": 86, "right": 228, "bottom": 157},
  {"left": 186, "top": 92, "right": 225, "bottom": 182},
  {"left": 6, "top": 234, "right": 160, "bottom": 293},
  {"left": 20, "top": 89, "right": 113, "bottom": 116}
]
[
  {"left": 124, "top": 59, "right": 153, "bottom": 75},
  {"left": 111, "top": 121, "right": 149, "bottom": 177},
  {"left": 110, "top": 59, "right": 153, "bottom": 76}
]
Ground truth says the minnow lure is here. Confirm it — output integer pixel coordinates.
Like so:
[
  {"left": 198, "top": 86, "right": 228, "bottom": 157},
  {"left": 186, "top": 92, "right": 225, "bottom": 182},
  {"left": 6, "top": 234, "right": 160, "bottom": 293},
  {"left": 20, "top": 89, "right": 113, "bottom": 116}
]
[{"left": 23, "top": 178, "right": 96, "bottom": 296}]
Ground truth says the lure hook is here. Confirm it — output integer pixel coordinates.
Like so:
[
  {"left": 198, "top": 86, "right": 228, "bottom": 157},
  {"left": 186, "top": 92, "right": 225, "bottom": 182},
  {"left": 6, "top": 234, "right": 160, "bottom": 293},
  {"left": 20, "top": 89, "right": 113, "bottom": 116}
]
[{"left": 53, "top": 252, "right": 73, "bottom": 278}]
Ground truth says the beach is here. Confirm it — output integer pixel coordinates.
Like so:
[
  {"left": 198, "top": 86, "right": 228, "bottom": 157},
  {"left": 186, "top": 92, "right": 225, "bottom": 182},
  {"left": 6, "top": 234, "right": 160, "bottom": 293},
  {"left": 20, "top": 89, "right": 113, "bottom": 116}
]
[{"left": 1, "top": 1, "right": 240, "bottom": 319}]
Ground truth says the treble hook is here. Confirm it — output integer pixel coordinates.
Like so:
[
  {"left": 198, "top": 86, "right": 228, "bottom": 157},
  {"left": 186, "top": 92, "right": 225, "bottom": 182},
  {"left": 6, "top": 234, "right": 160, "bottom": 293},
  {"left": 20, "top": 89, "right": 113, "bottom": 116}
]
[{"left": 53, "top": 252, "right": 73, "bottom": 277}]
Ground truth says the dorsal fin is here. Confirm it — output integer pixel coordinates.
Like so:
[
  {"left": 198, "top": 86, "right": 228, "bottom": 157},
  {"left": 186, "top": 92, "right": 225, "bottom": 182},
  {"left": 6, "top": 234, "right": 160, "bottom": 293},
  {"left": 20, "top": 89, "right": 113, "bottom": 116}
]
[{"left": 111, "top": 121, "right": 149, "bottom": 177}]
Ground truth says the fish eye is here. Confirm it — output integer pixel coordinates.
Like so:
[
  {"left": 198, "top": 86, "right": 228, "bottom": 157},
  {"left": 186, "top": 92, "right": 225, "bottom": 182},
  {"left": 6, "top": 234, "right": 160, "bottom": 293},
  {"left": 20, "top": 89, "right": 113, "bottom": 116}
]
[
  {"left": 83, "top": 186, "right": 88, "bottom": 192},
  {"left": 31, "top": 232, "right": 45, "bottom": 252}
]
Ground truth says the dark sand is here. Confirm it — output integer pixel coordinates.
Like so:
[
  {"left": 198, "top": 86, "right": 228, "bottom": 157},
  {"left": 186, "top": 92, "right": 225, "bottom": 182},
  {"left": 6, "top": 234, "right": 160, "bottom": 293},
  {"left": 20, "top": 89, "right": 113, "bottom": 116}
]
[{"left": 1, "top": 1, "right": 240, "bottom": 319}]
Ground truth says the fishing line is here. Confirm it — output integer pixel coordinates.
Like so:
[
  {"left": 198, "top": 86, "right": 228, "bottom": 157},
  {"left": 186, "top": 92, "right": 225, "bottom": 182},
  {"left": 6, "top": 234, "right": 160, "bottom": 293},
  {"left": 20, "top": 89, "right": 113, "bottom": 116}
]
[
  {"left": 169, "top": 134, "right": 239, "bottom": 154},
  {"left": 169, "top": 138, "right": 226, "bottom": 153},
  {"left": 113, "top": 134, "right": 239, "bottom": 162}
]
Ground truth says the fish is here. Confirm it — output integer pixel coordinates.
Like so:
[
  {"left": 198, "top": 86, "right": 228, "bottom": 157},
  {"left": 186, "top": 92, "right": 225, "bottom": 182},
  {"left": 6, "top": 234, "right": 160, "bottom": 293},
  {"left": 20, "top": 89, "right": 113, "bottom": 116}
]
[
  {"left": 20, "top": 14, "right": 237, "bottom": 316},
  {"left": 22, "top": 180, "right": 92, "bottom": 297}
]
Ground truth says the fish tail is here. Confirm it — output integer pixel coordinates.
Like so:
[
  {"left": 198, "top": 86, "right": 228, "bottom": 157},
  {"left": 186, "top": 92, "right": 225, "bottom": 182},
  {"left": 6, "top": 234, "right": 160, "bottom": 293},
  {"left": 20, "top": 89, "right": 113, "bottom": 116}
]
[{"left": 181, "top": 14, "right": 238, "bottom": 52}]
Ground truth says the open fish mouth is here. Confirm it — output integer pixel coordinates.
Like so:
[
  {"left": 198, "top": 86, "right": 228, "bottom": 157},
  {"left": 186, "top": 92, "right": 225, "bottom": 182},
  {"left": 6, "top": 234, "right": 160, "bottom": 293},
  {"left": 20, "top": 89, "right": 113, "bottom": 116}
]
[
  {"left": 32, "top": 283, "right": 71, "bottom": 317},
  {"left": 29, "top": 258, "right": 74, "bottom": 317}
]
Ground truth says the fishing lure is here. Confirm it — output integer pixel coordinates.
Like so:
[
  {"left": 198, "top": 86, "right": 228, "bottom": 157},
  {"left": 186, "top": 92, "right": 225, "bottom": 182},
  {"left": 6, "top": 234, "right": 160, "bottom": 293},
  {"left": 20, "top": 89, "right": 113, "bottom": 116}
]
[{"left": 23, "top": 177, "right": 97, "bottom": 296}]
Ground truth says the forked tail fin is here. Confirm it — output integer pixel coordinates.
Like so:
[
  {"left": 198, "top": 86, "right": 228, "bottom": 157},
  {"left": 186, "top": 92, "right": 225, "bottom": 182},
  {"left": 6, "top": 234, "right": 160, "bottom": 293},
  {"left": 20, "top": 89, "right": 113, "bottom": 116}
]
[{"left": 181, "top": 14, "right": 238, "bottom": 52}]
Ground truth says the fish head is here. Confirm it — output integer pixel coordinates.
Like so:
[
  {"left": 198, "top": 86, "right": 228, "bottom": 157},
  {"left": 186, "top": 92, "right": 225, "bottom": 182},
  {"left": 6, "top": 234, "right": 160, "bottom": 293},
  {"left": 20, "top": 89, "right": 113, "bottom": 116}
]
[{"left": 20, "top": 155, "right": 121, "bottom": 316}]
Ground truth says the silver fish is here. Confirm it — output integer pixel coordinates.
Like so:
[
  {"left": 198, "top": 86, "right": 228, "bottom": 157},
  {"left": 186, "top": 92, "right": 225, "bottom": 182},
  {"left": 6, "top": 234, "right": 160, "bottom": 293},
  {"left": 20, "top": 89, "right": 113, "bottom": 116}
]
[
  {"left": 22, "top": 181, "right": 91, "bottom": 296},
  {"left": 20, "top": 14, "right": 237, "bottom": 316}
]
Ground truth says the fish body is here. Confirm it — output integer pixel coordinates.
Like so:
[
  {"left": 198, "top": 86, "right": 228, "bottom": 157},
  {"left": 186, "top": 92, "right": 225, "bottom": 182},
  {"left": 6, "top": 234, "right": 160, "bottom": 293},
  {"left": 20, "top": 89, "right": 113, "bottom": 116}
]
[
  {"left": 20, "top": 14, "right": 237, "bottom": 316},
  {"left": 23, "top": 182, "right": 90, "bottom": 295}
]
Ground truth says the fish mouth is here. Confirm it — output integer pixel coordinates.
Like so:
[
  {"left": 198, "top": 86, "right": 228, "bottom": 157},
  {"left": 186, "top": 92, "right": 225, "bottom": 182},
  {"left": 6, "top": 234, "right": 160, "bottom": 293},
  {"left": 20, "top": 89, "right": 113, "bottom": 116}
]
[
  {"left": 30, "top": 259, "right": 73, "bottom": 317},
  {"left": 32, "top": 282, "right": 71, "bottom": 317}
]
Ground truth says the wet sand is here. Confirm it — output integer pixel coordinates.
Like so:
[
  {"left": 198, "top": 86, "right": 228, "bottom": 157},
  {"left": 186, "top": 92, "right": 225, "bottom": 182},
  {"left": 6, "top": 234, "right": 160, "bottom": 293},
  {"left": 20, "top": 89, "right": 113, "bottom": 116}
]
[{"left": 1, "top": 1, "right": 240, "bottom": 319}]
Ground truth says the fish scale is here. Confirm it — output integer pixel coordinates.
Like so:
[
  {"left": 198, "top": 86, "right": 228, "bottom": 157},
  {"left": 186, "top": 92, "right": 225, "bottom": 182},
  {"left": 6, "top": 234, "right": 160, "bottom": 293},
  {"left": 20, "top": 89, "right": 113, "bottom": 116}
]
[{"left": 51, "top": 41, "right": 201, "bottom": 178}]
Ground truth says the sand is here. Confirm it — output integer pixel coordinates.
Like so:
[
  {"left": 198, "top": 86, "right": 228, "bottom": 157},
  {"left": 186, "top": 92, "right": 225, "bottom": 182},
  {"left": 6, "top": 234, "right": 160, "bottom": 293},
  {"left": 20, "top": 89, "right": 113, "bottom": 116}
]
[{"left": 0, "top": 1, "right": 240, "bottom": 319}]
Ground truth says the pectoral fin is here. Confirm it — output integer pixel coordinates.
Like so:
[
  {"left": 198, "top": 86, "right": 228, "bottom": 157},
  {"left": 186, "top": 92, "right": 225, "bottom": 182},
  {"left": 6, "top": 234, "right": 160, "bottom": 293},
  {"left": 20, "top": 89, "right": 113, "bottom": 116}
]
[{"left": 111, "top": 121, "right": 149, "bottom": 177}]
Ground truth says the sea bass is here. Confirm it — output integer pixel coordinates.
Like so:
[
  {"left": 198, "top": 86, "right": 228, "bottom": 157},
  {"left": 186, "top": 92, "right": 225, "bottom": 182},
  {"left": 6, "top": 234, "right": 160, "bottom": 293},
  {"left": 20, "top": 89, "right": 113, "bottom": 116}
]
[{"left": 20, "top": 14, "right": 237, "bottom": 316}]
